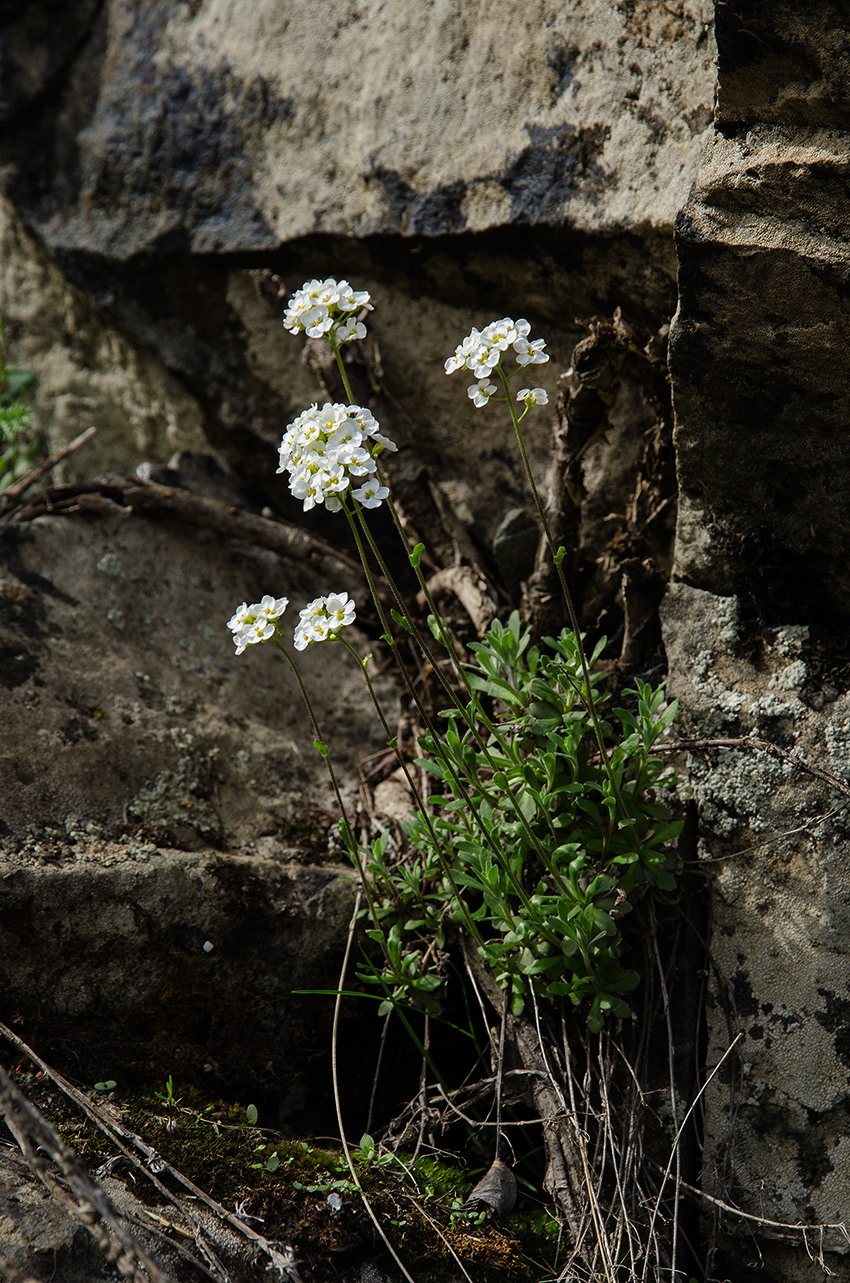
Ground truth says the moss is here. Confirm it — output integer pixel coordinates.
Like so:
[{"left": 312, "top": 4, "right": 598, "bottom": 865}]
[{"left": 11, "top": 1070, "right": 550, "bottom": 1281}]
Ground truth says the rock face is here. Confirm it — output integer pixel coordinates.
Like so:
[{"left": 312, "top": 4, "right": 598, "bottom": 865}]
[
  {"left": 669, "top": 4, "right": 850, "bottom": 622},
  {"left": 1, "top": 0, "right": 715, "bottom": 254},
  {"left": 0, "top": 0, "right": 715, "bottom": 546},
  {"left": 0, "top": 196, "right": 208, "bottom": 484},
  {"left": 662, "top": 585, "right": 850, "bottom": 1272},
  {"left": 0, "top": 503, "right": 396, "bottom": 1113},
  {"left": 665, "top": 4, "right": 850, "bottom": 1276}
]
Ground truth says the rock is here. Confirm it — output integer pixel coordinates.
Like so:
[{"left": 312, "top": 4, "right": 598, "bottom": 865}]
[
  {"left": 669, "top": 126, "right": 850, "bottom": 620},
  {"left": 0, "top": 196, "right": 209, "bottom": 483},
  {"left": 0, "top": 507, "right": 397, "bottom": 1110},
  {"left": 661, "top": 583, "right": 850, "bottom": 1273},
  {"left": 714, "top": 0, "right": 850, "bottom": 130},
  {"left": 0, "top": 1, "right": 715, "bottom": 255},
  {"left": 0, "top": 510, "right": 390, "bottom": 844},
  {"left": 0, "top": 1133, "right": 256, "bottom": 1282}
]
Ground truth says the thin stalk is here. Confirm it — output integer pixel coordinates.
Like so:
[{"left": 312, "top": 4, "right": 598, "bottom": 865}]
[
  {"left": 351, "top": 498, "right": 572, "bottom": 906},
  {"left": 332, "top": 890, "right": 419, "bottom": 1283},
  {"left": 328, "top": 333, "right": 356, "bottom": 404},
  {"left": 327, "top": 330, "right": 571, "bottom": 894},
  {"left": 272, "top": 635, "right": 379, "bottom": 930},
  {"left": 340, "top": 502, "right": 551, "bottom": 943}
]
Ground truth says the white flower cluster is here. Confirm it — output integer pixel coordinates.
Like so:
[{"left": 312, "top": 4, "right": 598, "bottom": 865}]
[
  {"left": 227, "top": 595, "right": 288, "bottom": 655},
  {"left": 445, "top": 318, "right": 550, "bottom": 389},
  {"left": 294, "top": 592, "right": 356, "bottom": 651},
  {"left": 283, "top": 278, "right": 373, "bottom": 341},
  {"left": 277, "top": 402, "right": 396, "bottom": 513}
]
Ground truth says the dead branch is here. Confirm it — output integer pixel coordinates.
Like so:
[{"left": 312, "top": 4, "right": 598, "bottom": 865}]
[
  {"left": 0, "top": 425, "right": 98, "bottom": 512},
  {"left": 0, "top": 1022, "right": 303, "bottom": 1283},
  {"left": 0, "top": 1063, "right": 172, "bottom": 1283},
  {"left": 4, "top": 475, "right": 385, "bottom": 605}
]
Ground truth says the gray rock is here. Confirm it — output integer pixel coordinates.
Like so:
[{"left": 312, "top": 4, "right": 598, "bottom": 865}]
[
  {"left": 0, "top": 1, "right": 715, "bottom": 255},
  {"left": 0, "top": 197, "right": 209, "bottom": 485},
  {"left": 661, "top": 583, "right": 850, "bottom": 1273},
  {"left": 0, "top": 508, "right": 396, "bottom": 1107},
  {"left": 669, "top": 122, "right": 850, "bottom": 619},
  {"left": 715, "top": 0, "right": 850, "bottom": 130}
]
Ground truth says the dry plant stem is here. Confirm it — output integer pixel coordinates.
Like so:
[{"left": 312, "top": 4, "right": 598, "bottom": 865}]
[
  {"left": 650, "top": 909, "right": 681, "bottom": 1282},
  {"left": 0, "top": 1063, "right": 170, "bottom": 1283},
  {"left": 366, "top": 1010, "right": 393, "bottom": 1135},
  {"left": 331, "top": 891, "right": 419, "bottom": 1283},
  {"left": 0, "top": 424, "right": 97, "bottom": 511},
  {"left": 664, "top": 1170, "right": 850, "bottom": 1243},
  {"left": 462, "top": 942, "right": 587, "bottom": 1245},
  {"left": 530, "top": 985, "right": 615, "bottom": 1283},
  {"left": 0, "top": 1023, "right": 302, "bottom": 1281},
  {"left": 667, "top": 736, "right": 850, "bottom": 802},
  {"left": 5, "top": 477, "right": 376, "bottom": 604},
  {"left": 641, "top": 1032, "right": 744, "bottom": 1283}
]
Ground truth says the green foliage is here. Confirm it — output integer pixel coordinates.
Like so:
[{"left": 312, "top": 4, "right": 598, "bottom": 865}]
[
  {"left": 358, "top": 612, "right": 680, "bottom": 1031},
  {"left": 0, "top": 318, "right": 39, "bottom": 492}
]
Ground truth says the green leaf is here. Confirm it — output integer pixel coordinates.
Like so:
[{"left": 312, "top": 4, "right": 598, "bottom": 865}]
[
  {"left": 246, "top": 1104, "right": 258, "bottom": 1125},
  {"left": 390, "top": 608, "right": 414, "bottom": 635},
  {"left": 408, "top": 542, "right": 426, "bottom": 568},
  {"left": 313, "top": 738, "right": 329, "bottom": 758}
]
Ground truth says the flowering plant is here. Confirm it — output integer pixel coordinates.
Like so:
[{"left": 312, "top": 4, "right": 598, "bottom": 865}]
[
  {"left": 294, "top": 592, "right": 357, "bottom": 651},
  {"left": 227, "top": 278, "right": 679, "bottom": 1035},
  {"left": 226, "top": 595, "right": 288, "bottom": 655}
]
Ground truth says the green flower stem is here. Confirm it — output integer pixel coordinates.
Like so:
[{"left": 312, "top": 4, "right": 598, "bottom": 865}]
[
  {"left": 272, "top": 634, "right": 382, "bottom": 934},
  {"left": 338, "top": 497, "right": 521, "bottom": 926},
  {"left": 337, "top": 634, "right": 485, "bottom": 948},
  {"left": 498, "top": 365, "right": 639, "bottom": 845},
  {"left": 329, "top": 333, "right": 356, "bottom": 405},
  {"left": 350, "top": 500, "right": 567, "bottom": 931}
]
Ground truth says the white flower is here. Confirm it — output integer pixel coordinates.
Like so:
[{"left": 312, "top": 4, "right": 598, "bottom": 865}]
[
  {"left": 336, "top": 317, "right": 367, "bottom": 344},
  {"left": 277, "top": 402, "right": 396, "bottom": 512},
  {"left": 283, "top": 278, "right": 373, "bottom": 339},
  {"left": 227, "top": 596, "right": 288, "bottom": 655},
  {"left": 446, "top": 317, "right": 549, "bottom": 379},
  {"left": 324, "top": 591, "right": 356, "bottom": 629},
  {"left": 514, "top": 337, "right": 549, "bottom": 367},
  {"left": 352, "top": 476, "right": 389, "bottom": 508},
  {"left": 516, "top": 388, "right": 549, "bottom": 406},
  {"left": 293, "top": 592, "right": 357, "bottom": 650},
  {"left": 467, "top": 378, "right": 497, "bottom": 408}
]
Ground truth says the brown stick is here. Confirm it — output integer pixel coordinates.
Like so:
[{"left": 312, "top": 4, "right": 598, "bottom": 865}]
[
  {"left": 0, "top": 1021, "right": 303, "bottom": 1282},
  {"left": 6, "top": 475, "right": 387, "bottom": 605},
  {"left": 0, "top": 1062, "right": 171, "bottom": 1283},
  {"left": 0, "top": 425, "right": 98, "bottom": 511}
]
